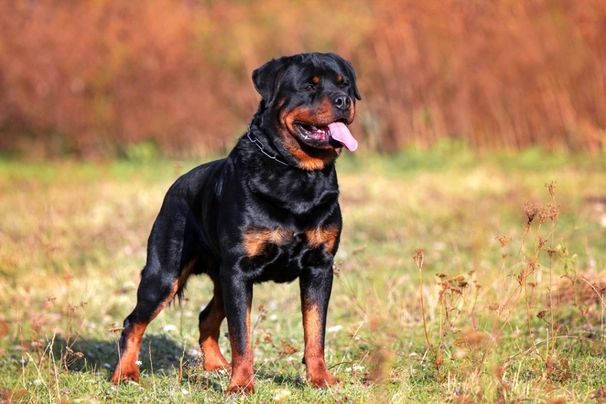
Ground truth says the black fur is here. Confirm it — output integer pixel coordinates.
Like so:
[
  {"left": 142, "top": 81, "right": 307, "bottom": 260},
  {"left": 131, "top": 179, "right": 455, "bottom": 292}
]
[{"left": 112, "top": 52, "right": 360, "bottom": 394}]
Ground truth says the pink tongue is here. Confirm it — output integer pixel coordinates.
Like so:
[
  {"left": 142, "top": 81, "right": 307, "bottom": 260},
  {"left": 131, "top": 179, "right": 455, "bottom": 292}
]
[{"left": 328, "top": 122, "right": 358, "bottom": 151}]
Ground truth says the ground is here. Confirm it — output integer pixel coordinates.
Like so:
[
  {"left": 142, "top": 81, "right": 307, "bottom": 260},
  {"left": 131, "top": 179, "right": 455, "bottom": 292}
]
[{"left": 1, "top": 146, "right": 606, "bottom": 403}]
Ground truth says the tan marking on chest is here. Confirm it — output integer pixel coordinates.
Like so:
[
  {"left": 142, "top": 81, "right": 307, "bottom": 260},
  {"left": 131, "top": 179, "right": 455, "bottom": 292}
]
[
  {"left": 305, "top": 227, "right": 339, "bottom": 252},
  {"left": 243, "top": 227, "right": 294, "bottom": 257}
]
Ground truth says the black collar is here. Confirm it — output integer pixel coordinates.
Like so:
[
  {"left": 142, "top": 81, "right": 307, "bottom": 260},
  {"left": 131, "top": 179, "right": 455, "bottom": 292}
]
[{"left": 246, "top": 126, "right": 290, "bottom": 167}]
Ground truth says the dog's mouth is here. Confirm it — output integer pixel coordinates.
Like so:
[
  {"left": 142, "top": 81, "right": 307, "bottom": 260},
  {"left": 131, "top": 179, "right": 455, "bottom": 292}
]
[{"left": 293, "top": 120, "right": 358, "bottom": 151}]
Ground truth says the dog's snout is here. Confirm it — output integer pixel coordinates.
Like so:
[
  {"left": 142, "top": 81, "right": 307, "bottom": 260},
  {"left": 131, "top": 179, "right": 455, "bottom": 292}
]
[{"left": 332, "top": 94, "right": 351, "bottom": 111}]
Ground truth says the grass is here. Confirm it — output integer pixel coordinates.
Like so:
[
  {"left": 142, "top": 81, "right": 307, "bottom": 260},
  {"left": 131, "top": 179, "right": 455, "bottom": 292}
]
[{"left": 1, "top": 147, "right": 606, "bottom": 403}]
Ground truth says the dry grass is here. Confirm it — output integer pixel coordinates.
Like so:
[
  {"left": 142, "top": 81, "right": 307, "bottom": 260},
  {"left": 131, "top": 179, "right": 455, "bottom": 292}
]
[
  {"left": 1, "top": 151, "right": 606, "bottom": 402},
  {"left": 1, "top": 1, "right": 605, "bottom": 157}
]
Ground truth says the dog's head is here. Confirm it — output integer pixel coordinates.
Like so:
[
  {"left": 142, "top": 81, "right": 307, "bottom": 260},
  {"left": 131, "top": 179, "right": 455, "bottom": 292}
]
[{"left": 253, "top": 53, "right": 361, "bottom": 170}]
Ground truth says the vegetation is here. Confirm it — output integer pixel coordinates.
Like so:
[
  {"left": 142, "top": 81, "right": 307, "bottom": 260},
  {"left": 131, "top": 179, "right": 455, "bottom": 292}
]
[
  {"left": 1, "top": 149, "right": 606, "bottom": 403},
  {"left": 2, "top": 2, "right": 604, "bottom": 402},
  {"left": 1, "top": 1, "right": 605, "bottom": 158}
]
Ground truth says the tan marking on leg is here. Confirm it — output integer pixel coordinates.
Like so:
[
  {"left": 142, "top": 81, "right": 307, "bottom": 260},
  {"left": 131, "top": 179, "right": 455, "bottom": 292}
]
[
  {"left": 302, "top": 304, "right": 340, "bottom": 388},
  {"left": 113, "top": 261, "right": 196, "bottom": 384},
  {"left": 150, "top": 282, "right": 179, "bottom": 320},
  {"left": 177, "top": 259, "right": 196, "bottom": 289},
  {"left": 149, "top": 259, "right": 196, "bottom": 320},
  {"left": 111, "top": 322, "right": 147, "bottom": 384},
  {"left": 201, "top": 337, "right": 230, "bottom": 371},
  {"left": 226, "top": 306, "right": 254, "bottom": 394},
  {"left": 199, "top": 296, "right": 230, "bottom": 371}
]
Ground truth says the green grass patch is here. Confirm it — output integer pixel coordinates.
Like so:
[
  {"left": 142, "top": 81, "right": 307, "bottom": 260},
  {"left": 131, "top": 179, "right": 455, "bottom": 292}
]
[{"left": 1, "top": 151, "right": 606, "bottom": 402}]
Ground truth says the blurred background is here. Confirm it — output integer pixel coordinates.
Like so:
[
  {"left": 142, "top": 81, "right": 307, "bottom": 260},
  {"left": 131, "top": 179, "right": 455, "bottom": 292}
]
[{"left": 1, "top": 0, "right": 605, "bottom": 159}]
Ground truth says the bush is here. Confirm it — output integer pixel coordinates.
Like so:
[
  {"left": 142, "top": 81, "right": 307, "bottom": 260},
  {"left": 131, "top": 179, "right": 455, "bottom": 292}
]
[{"left": 1, "top": 0, "right": 604, "bottom": 158}]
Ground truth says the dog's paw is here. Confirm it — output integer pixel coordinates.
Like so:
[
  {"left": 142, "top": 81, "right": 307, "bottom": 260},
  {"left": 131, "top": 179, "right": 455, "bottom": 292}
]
[
  {"left": 201, "top": 351, "right": 231, "bottom": 372},
  {"left": 111, "top": 366, "right": 140, "bottom": 385},
  {"left": 307, "top": 372, "right": 341, "bottom": 388},
  {"left": 226, "top": 381, "right": 255, "bottom": 395},
  {"left": 203, "top": 360, "right": 231, "bottom": 372}
]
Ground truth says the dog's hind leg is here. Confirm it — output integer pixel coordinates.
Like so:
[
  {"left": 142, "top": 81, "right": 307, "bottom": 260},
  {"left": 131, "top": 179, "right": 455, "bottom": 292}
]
[
  {"left": 199, "top": 283, "right": 231, "bottom": 371},
  {"left": 111, "top": 261, "right": 183, "bottom": 383},
  {"left": 111, "top": 255, "right": 196, "bottom": 384},
  {"left": 111, "top": 201, "right": 197, "bottom": 384}
]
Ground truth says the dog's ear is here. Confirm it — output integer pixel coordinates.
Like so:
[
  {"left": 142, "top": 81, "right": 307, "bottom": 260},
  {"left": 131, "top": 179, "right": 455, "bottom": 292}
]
[
  {"left": 252, "top": 56, "right": 292, "bottom": 105},
  {"left": 342, "top": 58, "right": 362, "bottom": 101}
]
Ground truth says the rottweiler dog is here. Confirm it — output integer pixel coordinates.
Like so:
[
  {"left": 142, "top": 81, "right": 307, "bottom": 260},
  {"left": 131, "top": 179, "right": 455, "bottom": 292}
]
[{"left": 111, "top": 52, "right": 361, "bottom": 394}]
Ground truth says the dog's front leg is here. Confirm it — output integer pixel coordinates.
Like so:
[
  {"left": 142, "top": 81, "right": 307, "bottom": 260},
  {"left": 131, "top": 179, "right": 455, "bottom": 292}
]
[
  {"left": 299, "top": 266, "right": 340, "bottom": 388},
  {"left": 222, "top": 272, "right": 255, "bottom": 394}
]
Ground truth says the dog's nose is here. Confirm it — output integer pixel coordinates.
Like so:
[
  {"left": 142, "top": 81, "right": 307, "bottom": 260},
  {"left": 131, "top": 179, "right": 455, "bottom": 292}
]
[{"left": 332, "top": 94, "right": 351, "bottom": 111}]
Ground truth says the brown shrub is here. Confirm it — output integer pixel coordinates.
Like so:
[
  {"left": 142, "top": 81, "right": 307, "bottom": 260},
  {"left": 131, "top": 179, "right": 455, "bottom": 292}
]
[
  {"left": 0, "top": 0, "right": 605, "bottom": 157},
  {"left": 360, "top": 0, "right": 606, "bottom": 152}
]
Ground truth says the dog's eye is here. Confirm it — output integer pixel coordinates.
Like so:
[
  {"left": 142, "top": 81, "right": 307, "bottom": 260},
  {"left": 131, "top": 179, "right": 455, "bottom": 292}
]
[
  {"left": 302, "top": 84, "right": 316, "bottom": 92},
  {"left": 339, "top": 81, "right": 349, "bottom": 89}
]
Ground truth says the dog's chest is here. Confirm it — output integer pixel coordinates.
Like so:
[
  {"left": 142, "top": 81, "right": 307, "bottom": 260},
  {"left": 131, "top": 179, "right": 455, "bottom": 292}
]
[
  {"left": 244, "top": 164, "right": 340, "bottom": 215},
  {"left": 240, "top": 226, "right": 338, "bottom": 283}
]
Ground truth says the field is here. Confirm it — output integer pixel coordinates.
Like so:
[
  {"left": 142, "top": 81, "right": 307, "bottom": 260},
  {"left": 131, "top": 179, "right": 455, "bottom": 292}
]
[{"left": 1, "top": 148, "right": 606, "bottom": 403}]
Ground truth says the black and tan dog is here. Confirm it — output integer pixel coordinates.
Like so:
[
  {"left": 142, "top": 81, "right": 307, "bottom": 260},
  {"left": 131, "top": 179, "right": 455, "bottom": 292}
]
[{"left": 111, "top": 52, "right": 361, "bottom": 394}]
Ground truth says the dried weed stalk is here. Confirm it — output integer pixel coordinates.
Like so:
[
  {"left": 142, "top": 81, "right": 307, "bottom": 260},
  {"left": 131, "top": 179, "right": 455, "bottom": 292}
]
[{"left": 414, "top": 180, "right": 602, "bottom": 399}]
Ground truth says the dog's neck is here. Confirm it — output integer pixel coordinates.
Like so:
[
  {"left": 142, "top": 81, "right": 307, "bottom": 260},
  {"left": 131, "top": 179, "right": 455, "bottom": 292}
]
[{"left": 246, "top": 126, "right": 290, "bottom": 167}]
